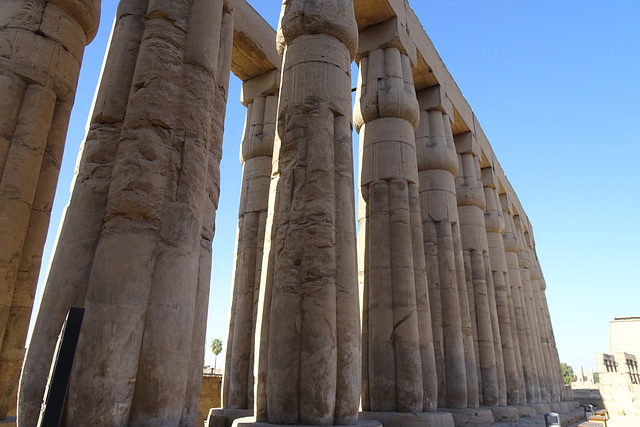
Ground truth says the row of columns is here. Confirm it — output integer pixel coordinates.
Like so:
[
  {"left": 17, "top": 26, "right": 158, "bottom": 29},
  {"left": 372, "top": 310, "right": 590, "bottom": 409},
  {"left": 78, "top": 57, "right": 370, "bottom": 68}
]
[
  {"left": 4, "top": 0, "right": 567, "bottom": 425},
  {"left": 222, "top": 11, "right": 566, "bottom": 422}
]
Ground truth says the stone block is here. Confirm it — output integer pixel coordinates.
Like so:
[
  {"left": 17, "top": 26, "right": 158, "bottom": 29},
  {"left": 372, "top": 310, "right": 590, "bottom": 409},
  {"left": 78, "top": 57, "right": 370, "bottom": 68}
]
[
  {"left": 416, "top": 85, "right": 454, "bottom": 119},
  {"left": 453, "top": 132, "right": 480, "bottom": 156},
  {"left": 241, "top": 69, "right": 280, "bottom": 106}
]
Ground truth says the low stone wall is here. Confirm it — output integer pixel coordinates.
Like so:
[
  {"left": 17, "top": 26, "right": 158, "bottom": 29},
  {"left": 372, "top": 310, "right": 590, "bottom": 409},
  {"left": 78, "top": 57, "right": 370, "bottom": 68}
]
[{"left": 198, "top": 374, "right": 222, "bottom": 421}]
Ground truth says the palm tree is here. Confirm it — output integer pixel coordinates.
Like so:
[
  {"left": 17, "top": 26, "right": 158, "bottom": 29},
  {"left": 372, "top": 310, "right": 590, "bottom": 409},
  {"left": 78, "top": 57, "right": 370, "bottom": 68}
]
[{"left": 210, "top": 338, "right": 223, "bottom": 370}]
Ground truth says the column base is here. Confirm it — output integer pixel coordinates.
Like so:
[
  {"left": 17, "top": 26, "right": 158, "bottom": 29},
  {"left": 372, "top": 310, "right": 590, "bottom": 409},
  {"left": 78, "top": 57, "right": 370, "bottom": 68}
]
[
  {"left": 359, "top": 410, "right": 455, "bottom": 427},
  {"left": 488, "top": 406, "right": 519, "bottom": 423},
  {"left": 208, "top": 408, "right": 254, "bottom": 427},
  {"left": 440, "top": 408, "right": 495, "bottom": 426},
  {"left": 529, "top": 403, "right": 551, "bottom": 415},
  {"left": 232, "top": 416, "right": 382, "bottom": 427},
  {"left": 515, "top": 405, "right": 537, "bottom": 418}
]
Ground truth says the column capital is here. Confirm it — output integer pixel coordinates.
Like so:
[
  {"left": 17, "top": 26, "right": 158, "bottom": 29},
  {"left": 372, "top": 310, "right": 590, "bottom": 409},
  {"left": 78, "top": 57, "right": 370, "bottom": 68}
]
[
  {"left": 356, "top": 16, "right": 416, "bottom": 66},
  {"left": 277, "top": 0, "right": 358, "bottom": 59}
]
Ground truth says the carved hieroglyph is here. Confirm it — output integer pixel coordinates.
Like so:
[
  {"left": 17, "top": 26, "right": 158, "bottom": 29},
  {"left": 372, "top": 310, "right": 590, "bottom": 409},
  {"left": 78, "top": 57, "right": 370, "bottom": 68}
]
[
  {"left": 18, "top": 1, "right": 234, "bottom": 425},
  {"left": 355, "top": 18, "right": 438, "bottom": 412},
  {"left": 0, "top": 0, "right": 100, "bottom": 419},
  {"left": 253, "top": 0, "right": 360, "bottom": 424}
]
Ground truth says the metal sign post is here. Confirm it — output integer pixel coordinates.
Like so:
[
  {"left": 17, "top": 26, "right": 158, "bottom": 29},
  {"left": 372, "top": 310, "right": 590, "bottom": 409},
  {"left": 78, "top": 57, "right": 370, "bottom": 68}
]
[{"left": 37, "top": 307, "right": 85, "bottom": 427}]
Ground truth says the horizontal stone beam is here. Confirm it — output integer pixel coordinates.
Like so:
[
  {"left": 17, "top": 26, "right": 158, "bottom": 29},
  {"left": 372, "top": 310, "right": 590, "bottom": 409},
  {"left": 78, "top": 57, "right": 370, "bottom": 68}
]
[{"left": 232, "top": 0, "right": 280, "bottom": 81}]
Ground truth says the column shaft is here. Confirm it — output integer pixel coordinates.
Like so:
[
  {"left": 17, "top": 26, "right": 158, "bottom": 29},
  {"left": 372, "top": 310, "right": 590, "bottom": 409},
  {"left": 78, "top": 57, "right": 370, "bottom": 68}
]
[
  {"left": 415, "top": 98, "right": 469, "bottom": 409},
  {"left": 254, "top": 1, "right": 360, "bottom": 424},
  {"left": 357, "top": 40, "right": 436, "bottom": 412},
  {"left": 455, "top": 144, "right": 498, "bottom": 407},
  {"left": 19, "top": 1, "right": 234, "bottom": 425},
  {"left": 224, "top": 71, "right": 278, "bottom": 410},
  {"left": 483, "top": 172, "right": 520, "bottom": 405}
]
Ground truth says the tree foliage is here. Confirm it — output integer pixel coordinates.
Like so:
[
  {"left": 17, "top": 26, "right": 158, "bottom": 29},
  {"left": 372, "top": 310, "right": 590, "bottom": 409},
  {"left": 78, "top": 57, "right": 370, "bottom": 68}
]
[
  {"left": 211, "top": 338, "right": 223, "bottom": 370},
  {"left": 561, "top": 362, "right": 575, "bottom": 385}
]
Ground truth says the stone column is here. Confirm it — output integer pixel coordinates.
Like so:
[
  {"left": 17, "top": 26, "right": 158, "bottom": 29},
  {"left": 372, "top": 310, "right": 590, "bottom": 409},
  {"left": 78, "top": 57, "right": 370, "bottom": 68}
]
[
  {"left": 356, "top": 19, "right": 437, "bottom": 413},
  {"left": 535, "top": 263, "right": 565, "bottom": 401},
  {"left": 223, "top": 69, "right": 279, "bottom": 411},
  {"left": 414, "top": 87, "right": 471, "bottom": 410},
  {"left": 18, "top": 1, "right": 234, "bottom": 425},
  {"left": 482, "top": 169, "right": 521, "bottom": 406},
  {"left": 454, "top": 134, "right": 503, "bottom": 407},
  {"left": 514, "top": 216, "right": 549, "bottom": 403},
  {"left": 0, "top": 0, "right": 100, "bottom": 419},
  {"left": 501, "top": 197, "right": 540, "bottom": 404},
  {"left": 528, "top": 237, "right": 560, "bottom": 403},
  {"left": 253, "top": 0, "right": 360, "bottom": 424}
]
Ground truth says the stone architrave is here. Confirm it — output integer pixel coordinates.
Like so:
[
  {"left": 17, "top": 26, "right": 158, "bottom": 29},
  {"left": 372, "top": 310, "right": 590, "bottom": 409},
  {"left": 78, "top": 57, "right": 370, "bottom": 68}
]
[
  {"left": 414, "top": 87, "right": 472, "bottom": 409},
  {"left": 502, "top": 201, "right": 541, "bottom": 404},
  {"left": 482, "top": 169, "right": 521, "bottom": 406},
  {"left": 18, "top": 1, "right": 234, "bottom": 425},
  {"left": 0, "top": 0, "right": 100, "bottom": 418},
  {"left": 223, "top": 69, "right": 279, "bottom": 411},
  {"left": 514, "top": 216, "right": 549, "bottom": 403},
  {"left": 355, "top": 18, "right": 437, "bottom": 413},
  {"left": 252, "top": 0, "right": 360, "bottom": 424}
]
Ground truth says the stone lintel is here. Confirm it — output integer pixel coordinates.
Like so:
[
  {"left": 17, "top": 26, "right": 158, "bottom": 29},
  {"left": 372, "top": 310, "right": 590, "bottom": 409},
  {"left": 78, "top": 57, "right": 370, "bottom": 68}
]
[
  {"left": 416, "top": 85, "right": 454, "bottom": 119},
  {"left": 481, "top": 166, "right": 497, "bottom": 188},
  {"left": 232, "top": 0, "right": 281, "bottom": 81},
  {"left": 240, "top": 68, "right": 280, "bottom": 106},
  {"left": 357, "top": 16, "right": 417, "bottom": 67},
  {"left": 453, "top": 131, "right": 480, "bottom": 156}
]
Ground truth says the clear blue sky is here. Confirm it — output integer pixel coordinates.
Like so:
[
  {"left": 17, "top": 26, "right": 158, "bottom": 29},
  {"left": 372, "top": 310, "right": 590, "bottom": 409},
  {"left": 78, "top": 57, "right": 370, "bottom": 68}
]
[{"left": 30, "top": 1, "right": 640, "bottom": 375}]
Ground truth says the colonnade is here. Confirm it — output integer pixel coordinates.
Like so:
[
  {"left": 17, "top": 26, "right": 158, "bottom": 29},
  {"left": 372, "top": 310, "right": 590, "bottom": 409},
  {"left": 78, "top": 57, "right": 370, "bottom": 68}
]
[{"left": 1, "top": 0, "right": 567, "bottom": 425}]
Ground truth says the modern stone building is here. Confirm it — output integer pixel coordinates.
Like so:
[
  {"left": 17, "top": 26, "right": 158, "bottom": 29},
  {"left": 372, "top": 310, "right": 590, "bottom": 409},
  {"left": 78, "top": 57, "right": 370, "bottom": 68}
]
[{"left": 1, "top": 1, "right": 572, "bottom": 426}]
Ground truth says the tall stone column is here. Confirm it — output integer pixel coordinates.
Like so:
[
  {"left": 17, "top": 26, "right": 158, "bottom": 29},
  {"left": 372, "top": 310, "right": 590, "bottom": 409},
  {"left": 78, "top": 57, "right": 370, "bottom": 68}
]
[
  {"left": 414, "top": 86, "right": 471, "bottom": 410},
  {"left": 482, "top": 169, "right": 521, "bottom": 406},
  {"left": 502, "top": 201, "right": 540, "bottom": 404},
  {"left": 528, "top": 249, "right": 558, "bottom": 403},
  {"left": 356, "top": 19, "right": 437, "bottom": 413},
  {"left": 253, "top": 0, "right": 360, "bottom": 424},
  {"left": 535, "top": 262, "right": 565, "bottom": 401},
  {"left": 0, "top": 0, "right": 100, "bottom": 418},
  {"left": 223, "top": 69, "right": 279, "bottom": 411},
  {"left": 514, "top": 216, "right": 548, "bottom": 403},
  {"left": 454, "top": 135, "right": 504, "bottom": 407},
  {"left": 499, "top": 194, "right": 527, "bottom": 404},
  {"left": 18, "top": 1, "right": 234, "bottom": 425}
]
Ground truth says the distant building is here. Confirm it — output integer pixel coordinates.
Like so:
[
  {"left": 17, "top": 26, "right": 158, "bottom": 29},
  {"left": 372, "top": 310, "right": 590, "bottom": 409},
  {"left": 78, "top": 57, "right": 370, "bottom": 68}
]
[
  {"left": 610, "top": 316, "right": 640, "bottom": 356},
  {"left": 572, "top": 316, "right": 640, "bottom": 414}
]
